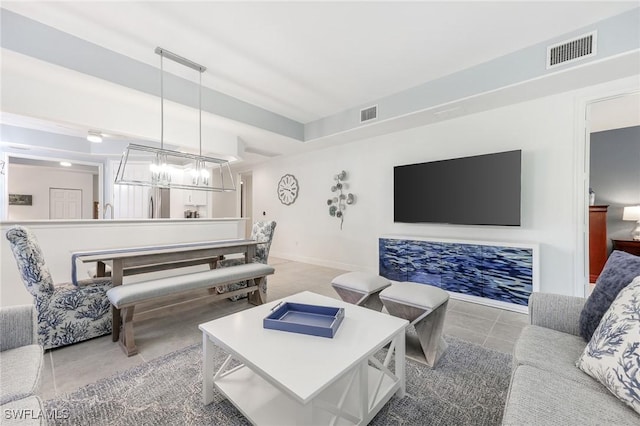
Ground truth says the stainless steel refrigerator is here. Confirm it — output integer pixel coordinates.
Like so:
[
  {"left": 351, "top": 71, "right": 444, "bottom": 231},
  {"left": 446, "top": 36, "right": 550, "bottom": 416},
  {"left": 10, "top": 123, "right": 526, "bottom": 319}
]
[{"left": 149, "top": 187, "right": 171, "bottom": 218}]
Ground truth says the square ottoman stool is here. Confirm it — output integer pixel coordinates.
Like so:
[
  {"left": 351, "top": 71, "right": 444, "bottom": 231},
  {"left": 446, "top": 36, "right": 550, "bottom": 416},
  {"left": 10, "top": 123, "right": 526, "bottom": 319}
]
[
  {"left": 380, "top": 282, "right": 449, "bottom": 368},
  {"left": 331, "top": 271, "right": 391, "bottom": 311}
]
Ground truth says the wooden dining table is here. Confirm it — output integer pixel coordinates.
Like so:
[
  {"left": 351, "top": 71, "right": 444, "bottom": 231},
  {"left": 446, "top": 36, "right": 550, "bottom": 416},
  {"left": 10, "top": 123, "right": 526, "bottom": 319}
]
[{"left": 72, "top": 239, "right": 258, "bottom": 340}]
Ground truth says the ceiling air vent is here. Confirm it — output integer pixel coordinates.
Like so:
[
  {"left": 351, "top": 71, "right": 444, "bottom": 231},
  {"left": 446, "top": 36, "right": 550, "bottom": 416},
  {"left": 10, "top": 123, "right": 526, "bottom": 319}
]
[
  {"left": 547, "top": 31, "right": 596, "bottom": 69},
  {"left": 360, "top": 105, "right": 378, "bottom": 123}
]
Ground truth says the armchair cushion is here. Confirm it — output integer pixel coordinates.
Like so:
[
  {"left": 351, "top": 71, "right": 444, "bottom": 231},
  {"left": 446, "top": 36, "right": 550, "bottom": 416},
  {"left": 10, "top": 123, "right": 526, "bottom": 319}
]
[
  {"left": 6, "top": 226, "right": 113, "bottom": 349},
  {"left": 579, "top": 250, "right": 640, "bottom": 340},
  {"left": 0, "top": 305, "right": 36, "bottom": 352},
  {"left": 252, "top": 220, "right": 277, "bottom": 262},
  {"left": 38, "top": 278, "right": 112, "bottom": 349},
  {"left": 0, "top": 345, "right": 43, "bottom": 405},
  {"left": 6, "top": 227, "right": 55, "bottom": 297},
  {"left": 217, "top": 221, "right": 276, "bottom": 301}
]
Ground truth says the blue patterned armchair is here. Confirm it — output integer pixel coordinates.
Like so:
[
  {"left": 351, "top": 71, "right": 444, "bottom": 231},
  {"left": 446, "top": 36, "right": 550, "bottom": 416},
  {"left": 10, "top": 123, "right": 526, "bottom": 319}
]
[
  {"left": 5, "top": 226, "right": 113, "bottom": 349},
  {"left": 217, "top": 220, "right": 277, "bottom": 301}
]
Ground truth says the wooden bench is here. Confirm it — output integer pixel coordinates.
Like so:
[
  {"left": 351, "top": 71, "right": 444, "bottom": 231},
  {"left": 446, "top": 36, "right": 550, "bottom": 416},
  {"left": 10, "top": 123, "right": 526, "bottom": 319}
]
[{"left": 106, "top": 262, "right": 275, "bottom": 356}]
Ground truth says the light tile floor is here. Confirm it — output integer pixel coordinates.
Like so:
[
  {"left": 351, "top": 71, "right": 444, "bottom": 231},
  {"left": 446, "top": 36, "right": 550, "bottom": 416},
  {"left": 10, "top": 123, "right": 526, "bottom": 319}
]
[{"left": 38, "top": 257, "right": 528, "bottom": 401}]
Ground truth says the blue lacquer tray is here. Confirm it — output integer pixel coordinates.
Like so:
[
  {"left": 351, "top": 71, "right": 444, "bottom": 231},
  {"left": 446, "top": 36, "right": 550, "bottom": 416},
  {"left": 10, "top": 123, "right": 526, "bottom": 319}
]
[{"left": 263, "top": 302, "right": 345, "bottom": 338}]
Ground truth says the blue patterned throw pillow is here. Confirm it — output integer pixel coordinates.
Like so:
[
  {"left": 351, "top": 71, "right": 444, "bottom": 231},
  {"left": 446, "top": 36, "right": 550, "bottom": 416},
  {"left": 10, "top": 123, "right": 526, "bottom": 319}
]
[
  {"left": 577, "top": 275, "right": 640, "bottom": 414},
  {"left": 579, "top": 251, "right": 640, "bottom": 341}
]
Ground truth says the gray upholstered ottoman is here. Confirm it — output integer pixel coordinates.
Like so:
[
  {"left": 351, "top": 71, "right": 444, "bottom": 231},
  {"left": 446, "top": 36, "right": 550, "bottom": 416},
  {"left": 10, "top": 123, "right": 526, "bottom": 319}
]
[
  {"left": 380, "top": 282, "right": 449, "bottom": 368},
  {"left": 331, "top": 271, "right": 391, "bottom": 311}
]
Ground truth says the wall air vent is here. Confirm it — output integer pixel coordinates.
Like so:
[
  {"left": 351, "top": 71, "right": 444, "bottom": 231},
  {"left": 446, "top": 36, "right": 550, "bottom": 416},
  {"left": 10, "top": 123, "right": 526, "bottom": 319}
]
[
  {"left": 360, "top": 105, "right": 378, "bottom": 123},
  {"left": 547, "top": 31, "right": 596, "bottom": 69}
]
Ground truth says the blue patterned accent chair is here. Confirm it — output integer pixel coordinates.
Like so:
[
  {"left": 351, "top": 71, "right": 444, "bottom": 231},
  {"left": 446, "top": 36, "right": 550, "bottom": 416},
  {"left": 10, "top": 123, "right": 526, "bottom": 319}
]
[
  {"left": 217, "top": 221, "right": 277, "bottom": 301},
  {"left": 5, "top": 226, "right": 113, "bottom": 350}
]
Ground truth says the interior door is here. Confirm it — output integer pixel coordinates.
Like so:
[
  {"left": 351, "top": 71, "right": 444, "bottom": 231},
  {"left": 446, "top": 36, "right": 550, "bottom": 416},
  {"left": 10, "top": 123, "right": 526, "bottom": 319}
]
[{"left": 49, "top": 188, "right": 82, "bottom": 219}]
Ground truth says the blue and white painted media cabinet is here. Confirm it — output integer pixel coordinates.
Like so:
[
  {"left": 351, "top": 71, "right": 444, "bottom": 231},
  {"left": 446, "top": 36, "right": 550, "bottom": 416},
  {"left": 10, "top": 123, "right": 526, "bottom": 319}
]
[{"left": 379, "top": 236, "right": 539, "bottom": 312}]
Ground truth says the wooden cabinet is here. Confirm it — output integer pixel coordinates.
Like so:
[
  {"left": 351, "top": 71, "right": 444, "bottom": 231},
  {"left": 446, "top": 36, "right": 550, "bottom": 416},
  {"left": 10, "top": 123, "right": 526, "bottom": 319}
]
[
  {"left": 589, "top": 205, "right": 608, "bottom": 283},
  {"left": 612, "top": 239, "right": 640, "bottom": 257},
  {"left": 181, "top": 172, "right": 208, "bottom": 206}
]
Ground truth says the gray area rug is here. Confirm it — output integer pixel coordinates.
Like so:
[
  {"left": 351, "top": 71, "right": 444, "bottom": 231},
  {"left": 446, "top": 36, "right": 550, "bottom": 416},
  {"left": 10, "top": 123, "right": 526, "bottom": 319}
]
[{"left": 45, "top": 335, "right": 511, "bottom": 425}]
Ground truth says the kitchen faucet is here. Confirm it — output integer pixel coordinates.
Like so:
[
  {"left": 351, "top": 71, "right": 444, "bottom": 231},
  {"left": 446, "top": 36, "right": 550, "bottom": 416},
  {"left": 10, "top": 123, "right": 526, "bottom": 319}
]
[{"left": 103, "top": 203, "right": 113, "bottom": 219}]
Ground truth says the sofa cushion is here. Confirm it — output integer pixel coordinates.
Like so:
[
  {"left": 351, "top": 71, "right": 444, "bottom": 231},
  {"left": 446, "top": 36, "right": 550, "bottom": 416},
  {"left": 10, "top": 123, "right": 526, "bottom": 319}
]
[
  {"left": 0, "top": 345, "right": 43, "bottom": 404},
  {"left": 579, "top": 250, "right": 640, "bottom": 341},
  {"left": 513, "top": 325, "right": 603, "bottom": 390},
  {"left": 0, "top": 395, "right": 46, "bottom": 425},
  {"left": 502, "top": 365, "right": 638, "bottom": 426},
  {"left": 577, "top": 275, "right": 640, "bottom": 415}
]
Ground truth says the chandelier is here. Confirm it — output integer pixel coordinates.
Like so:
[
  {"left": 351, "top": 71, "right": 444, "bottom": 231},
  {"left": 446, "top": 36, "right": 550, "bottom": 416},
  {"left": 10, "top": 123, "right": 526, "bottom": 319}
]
[{"left": 115, "top": 47, "right": 235, "bottom": 192}]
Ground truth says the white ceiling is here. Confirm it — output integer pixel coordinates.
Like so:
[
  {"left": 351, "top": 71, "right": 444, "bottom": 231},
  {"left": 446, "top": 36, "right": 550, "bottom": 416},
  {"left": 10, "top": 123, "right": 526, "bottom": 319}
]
[
  {"left": 1, "top": 0, "right": 639, "bottom": 165},
  {"left": 3, "top": 1, "right": 638, "bottom": 124}
]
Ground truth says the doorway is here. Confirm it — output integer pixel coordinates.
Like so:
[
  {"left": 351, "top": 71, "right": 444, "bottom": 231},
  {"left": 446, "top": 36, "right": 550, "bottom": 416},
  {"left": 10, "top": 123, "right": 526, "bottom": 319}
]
[
  {"left": 240, "top": 172, "right": 253, "bottom": 238},
  {"left": 584, "top": 91, "right": 640, "bottom": 293}
]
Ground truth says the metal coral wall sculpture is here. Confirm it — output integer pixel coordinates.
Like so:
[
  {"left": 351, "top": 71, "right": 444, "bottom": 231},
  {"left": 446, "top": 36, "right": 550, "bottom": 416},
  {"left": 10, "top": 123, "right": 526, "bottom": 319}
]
[{"left": 327, "top": 170, "right": 355, "bottom": 229}]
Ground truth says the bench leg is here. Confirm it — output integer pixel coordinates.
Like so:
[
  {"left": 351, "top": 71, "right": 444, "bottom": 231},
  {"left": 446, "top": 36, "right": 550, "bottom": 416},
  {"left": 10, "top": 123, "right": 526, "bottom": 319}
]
[
  {"left": 112, "top": 306, "right": 121, "bottom": 342},
  {"left": 248, "top": 277, "right": 266, "bottom": 306},
  {"left": 207, "top": 258, "right": 219, "bottom": 295},
  {"left": 119, "top": 306, "right": 138, "bottom": 357}
]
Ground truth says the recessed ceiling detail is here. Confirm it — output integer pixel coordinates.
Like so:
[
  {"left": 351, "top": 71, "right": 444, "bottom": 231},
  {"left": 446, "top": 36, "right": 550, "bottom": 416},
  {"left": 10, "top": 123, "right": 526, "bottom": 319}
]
[{"left": 0, "top": 3, "right": 638, "bottom": 168}]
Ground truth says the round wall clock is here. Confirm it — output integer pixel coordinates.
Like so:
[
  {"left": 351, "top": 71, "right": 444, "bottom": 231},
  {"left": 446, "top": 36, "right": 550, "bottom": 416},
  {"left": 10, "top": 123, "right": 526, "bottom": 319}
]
[{"left": 277, "top": 174, "right": 299, "bottom": 205}]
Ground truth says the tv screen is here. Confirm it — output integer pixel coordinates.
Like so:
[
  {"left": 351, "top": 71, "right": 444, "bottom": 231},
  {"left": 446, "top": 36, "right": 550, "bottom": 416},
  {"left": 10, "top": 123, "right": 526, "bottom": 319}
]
[{"left": 394, "top": 150, "right": 521, "bottom": 226}]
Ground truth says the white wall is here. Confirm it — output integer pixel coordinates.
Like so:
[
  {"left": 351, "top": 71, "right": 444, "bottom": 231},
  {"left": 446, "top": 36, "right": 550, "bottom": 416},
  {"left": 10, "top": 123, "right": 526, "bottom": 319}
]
[
  {"left": 211, "top": 191, "right": 237, "bottom": 218},
  {"left": 8, "top": 164, "right": 94, "bottom": 220},
  {"left": 253, "top": 88, "right": 602, "bottom": 297}
]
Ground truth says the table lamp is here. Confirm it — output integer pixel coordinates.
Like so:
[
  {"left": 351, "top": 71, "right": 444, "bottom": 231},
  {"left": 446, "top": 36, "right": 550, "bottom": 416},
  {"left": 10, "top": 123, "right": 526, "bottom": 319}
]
[{"left": 622, "top": 205, "right": 640, "bottom": 241}]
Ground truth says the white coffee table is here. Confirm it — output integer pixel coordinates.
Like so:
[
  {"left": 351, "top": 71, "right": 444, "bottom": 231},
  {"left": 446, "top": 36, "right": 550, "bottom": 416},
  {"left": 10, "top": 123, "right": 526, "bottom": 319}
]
[{"left": 199, "top": 291, "right": 409, "bottom": 425}]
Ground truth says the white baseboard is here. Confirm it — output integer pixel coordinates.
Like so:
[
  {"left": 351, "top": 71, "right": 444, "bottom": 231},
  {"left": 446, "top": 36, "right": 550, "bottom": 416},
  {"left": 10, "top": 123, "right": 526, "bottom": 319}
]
[{"left": 447, "top": 291, "right": 529, "bottom": 314}]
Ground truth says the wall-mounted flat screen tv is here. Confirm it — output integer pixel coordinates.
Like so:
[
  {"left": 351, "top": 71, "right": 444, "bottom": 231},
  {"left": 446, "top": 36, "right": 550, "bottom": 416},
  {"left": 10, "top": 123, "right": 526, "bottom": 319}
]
[{"left": 394, "top": 150, "right": 521, "bottom": 226}]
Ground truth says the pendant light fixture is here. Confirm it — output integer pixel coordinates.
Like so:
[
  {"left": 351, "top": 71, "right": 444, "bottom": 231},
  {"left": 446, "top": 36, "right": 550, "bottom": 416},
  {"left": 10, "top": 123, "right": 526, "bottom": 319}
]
[{"left": 114, "top": 47, "right": 235, "bottom": 192}]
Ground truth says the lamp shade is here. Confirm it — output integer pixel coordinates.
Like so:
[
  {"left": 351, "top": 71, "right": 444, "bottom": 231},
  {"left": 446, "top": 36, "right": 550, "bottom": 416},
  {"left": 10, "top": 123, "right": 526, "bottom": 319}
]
[{"left": 622, "top": 205, "right": 640, "bottom": 221}]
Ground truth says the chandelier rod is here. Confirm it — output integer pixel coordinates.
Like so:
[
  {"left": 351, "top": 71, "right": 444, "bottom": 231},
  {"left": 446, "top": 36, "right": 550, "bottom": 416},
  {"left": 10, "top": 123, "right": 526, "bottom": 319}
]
[
  {"left": 199, "top": 68, "right": 202, "bottom": 157},
  {"left": 154, "top": 47, "right": 206, "bottom": 73},
  {"left": 160, "top": 52, "right": 164, "bottom": 150},
  {"left": 154, "top": 47, "right": 207, "bottom": 156}
]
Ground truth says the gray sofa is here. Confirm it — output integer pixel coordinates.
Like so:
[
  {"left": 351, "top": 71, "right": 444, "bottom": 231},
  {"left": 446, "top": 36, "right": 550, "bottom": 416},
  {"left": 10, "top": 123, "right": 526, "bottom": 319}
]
[
  {"left": 502, "top": 292, "right": 639, "bottom": 425},
  {"left": 0, "top": 305, "right": 46, "bottom": 425}
]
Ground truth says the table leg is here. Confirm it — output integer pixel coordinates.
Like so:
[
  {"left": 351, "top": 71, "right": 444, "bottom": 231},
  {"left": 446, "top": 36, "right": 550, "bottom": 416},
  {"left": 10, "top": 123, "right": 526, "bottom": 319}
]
[
  {"left": 395, "top": 331, "right": 406, "bottom": 398},
  {"left": 111, "top": 259, "right": 123, "bottom": 342},
  {"left": 358, "top": 359, "right": 369, "bottom": 420},
  {"left": 203, "top": 333, "right": 215, "bottom": 405},
  {"left": 246, "top": 244, "right": 256, "bottom": 263},
  {"left": 97, "top": 261, "right": 106, "bottom": 277}
]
